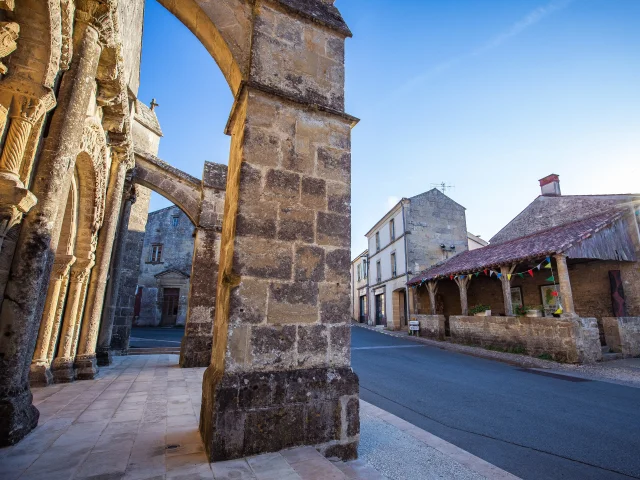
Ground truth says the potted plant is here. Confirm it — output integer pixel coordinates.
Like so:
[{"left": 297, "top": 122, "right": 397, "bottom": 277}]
[
  {"left": 526, "top": 305, "right": 543, "bottom": 318},
  {"left": 470, "top": 304, "right": 491, "bottom": 316}
]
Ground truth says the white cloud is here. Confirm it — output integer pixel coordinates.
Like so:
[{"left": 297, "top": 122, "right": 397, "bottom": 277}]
[{"left": 394, "top": 0, "right": 575, "bottom": 95}]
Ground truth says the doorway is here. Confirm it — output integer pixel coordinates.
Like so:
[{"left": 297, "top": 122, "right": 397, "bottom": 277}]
[
  {"left": 359, "top": 295, "right": 367, "bottom": 323},
  {"left": 161, "top": 288, "right": 180, "bottom": 326},
  {"left": 375, "top": 293, "right": 385, "bottom": 326}
]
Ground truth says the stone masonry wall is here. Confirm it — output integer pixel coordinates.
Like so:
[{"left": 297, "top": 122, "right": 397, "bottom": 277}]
[
  {"left": 109, "top": 186, "right": 150, "bottom": 352},
  {"left": 449, "top": 315, "right": 602, "bottom": 363},
  {"left": 136, "top": 205, "right": 195, "bottom": 327},
  {"left": 410, "top": 314, "right": 445, "bottom": 340},
  {"left": 603, "top": 317, "right": 640, "bottom": 357},
  {"left": 405, "top": 189, "right": 468, "bottom": 275}
]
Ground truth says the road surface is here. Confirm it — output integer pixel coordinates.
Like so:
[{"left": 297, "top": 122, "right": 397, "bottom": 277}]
[{"left": 352, "top": 326, "right": 640, "bottom": 480}]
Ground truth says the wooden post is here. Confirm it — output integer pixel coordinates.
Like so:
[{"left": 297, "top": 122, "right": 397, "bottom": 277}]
[
  {"left": 500, "top": 264, "right": 516, "bottom": 316},
  {"left": 454, "top": 275, "right": 471, "bottom": 316},
  {"left": 427, "top": 280, "right": 438, "bottom": 315},
  {"left": 554, "top": 254, "right": 576, "bottom": 317}
]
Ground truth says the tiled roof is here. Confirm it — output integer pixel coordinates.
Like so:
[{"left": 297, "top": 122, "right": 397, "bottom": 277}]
[
  {"left": 408, "top": 209, "right": 626, "bottom": 285},
  {"left": 490, "top": 194, "right": 638, "bottom": 244}
]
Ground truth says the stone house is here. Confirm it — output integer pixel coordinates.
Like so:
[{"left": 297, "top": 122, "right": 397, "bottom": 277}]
[
  {"left": 134, "top": 205, "right": 195, "bottom": 328},
  {"left": 408, "top": 175, "right": 640, "bottom": 363},
  {"left": 364, "top": 189, "right": 470, "bottom": 330}
]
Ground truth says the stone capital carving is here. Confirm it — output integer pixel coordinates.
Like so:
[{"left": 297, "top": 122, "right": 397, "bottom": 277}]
[
  {"left": 0, "top": 0, "right": 15, "bottom": 12},
  {"left": 0, "top": 22, "right": 19, "bottom": 75},
  {"left": 60, "top": 0, "right": 75, "bottom": 70},
  {"left": 0, "top": 78, "right": 57, "bottom": 123},
  {"left": 76, "top": 0, "right": 118, "bottom": 48},
  {"left": 70, "top": 260, "right": 95, "bottom": 283},
  {"left": 52, "top": 255, "right": 77, "bottom": 280}
]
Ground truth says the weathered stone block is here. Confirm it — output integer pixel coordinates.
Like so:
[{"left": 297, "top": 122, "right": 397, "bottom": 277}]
[
  {"left": 229, "top": 278, "right": 269, "bottom": 325},
  {"left": 251, "top": 325, "right": 297, "bottom": 369},
  {"left": 319, "top": 282, "right": 350, "bottom": 324},
  {"left": 268, "top": 282, "right": 318, "bottom": 325},
  {"left": 199, "top": 366, "right": 359, "bottom": 462},
  {"left": 317, "top": 211, "right": 349, "bottom": 247},
  {"left": 325, "top": 247, "right": 350, "bottom": 283},
  {"left": 278, "top": 207, "right": 315, "bottom": 243},
  {"left": 233, "top": 237, "right": 293, "bottom": 280},
  {"left": 317, "top": 147, "right": 350, "bottom": 184},
  {"left": 301, "top": 176, "right": 327, "bottom": 210},
  {"left": 295, "top": 245, "right": 325, "bottom": 282}
]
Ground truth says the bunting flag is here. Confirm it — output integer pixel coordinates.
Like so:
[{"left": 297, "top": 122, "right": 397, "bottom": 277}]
[
  {"left": 546, "top": 276, "right": 555, "bottom": 282},
  {"left": 546, "top": 256, "right": 551, "bottom": 263},
  {"left": 507, "top": 274, "right": 512, "bottom": 281},
  {"left": 497, "top": 273, "right": 502, "bottom": 279},
  {"left": 544, "top": 263, "right": 552, "bottom": 269},
  {"left": 450, "top": 275, "right": 454, "bottom": 280},
  {"left": 528, "top": 269, "right": 534, "bottom": 277},
  {"left": 536, "top": 264, "right": 541, "bottom": 270},
  {"left": 475, "top": 272, "right": 480, "bottom": 277},
  {"left": 484, "top": 269, "right": 488, "bottom": 276},
  {"left": 554, "top": 307, "right": 563, "bottom": 315},
  {"left": 518, "top": 273, "right": 524, "bottom": 279}
]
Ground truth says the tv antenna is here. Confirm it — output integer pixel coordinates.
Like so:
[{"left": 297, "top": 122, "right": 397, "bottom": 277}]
[{"left": 431, "top": 182, "right": 455, "bottom": 194}]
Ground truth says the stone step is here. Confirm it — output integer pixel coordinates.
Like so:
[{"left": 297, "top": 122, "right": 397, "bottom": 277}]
[
  {"left": 128, "top": 347, "right": 181, "bottom": 355},
  {"left": 601, "top": 352, "right": 624, "bottom": 362}
]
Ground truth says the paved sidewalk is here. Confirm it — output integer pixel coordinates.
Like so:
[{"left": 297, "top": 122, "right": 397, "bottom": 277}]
[
  {"left": 353, "top": 322, "right": 640, "bottom": 388},
  {"left": 0, "top": 354, "right": 517, "bottom": 480}
]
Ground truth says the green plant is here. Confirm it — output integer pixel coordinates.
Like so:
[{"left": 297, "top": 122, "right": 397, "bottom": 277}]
[
  {"left": 469, "top": 304, "right": 491, "bottom": 315},
  {"left": 510, "top": 345, "right": 526, "bottom": 355},
  {"left": 514, "top": 304, "right": 527, "bottom": 316},
  {"left": 538, "top": 353, "right": 553, "bottom": 361}
]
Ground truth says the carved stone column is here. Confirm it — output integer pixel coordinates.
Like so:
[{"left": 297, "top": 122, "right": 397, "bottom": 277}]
[
  {"left": 76, "top": 150, "right": 130, "bottom": 379},
  {"left": 29, "top": 255, "right": 75, "bottom": 386},
  {"left": 427, "top": 281, "right": 438, "bottom": 315},
  {"left": 0, "top": 15, "right": 103, "bottom": 445},
  {"left": 454, "top": 275, "right": 471, "bottom": 316},
  {"left": 554, "top": 254, "right": 576, "bottom": 317},
  {"left": 51, "top": 260, "right": 93, "bottom": 383}
]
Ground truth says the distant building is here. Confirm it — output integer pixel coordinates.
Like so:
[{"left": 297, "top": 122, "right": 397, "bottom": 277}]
[
  {"left": 467, "top": 232, "right": 488, "bottom": 250},
  {"left": 360, "top": 189, "right": 470, "bottom": 330},
  {"left": 350, "top": 250, "right": 368, "bottom": 323},
  {"left": 134, "top": 205, "right": 195, "bottom": 327}
]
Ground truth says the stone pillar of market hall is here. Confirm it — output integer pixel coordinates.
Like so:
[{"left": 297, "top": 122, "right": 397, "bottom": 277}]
[{"left": 199, "top": 1, "right": 359, "bottom": 462}]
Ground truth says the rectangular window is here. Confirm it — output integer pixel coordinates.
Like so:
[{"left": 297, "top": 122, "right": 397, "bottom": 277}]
[
  {"left": 390, "top": 219, "right": 395, "bottom": 241},
  {"left": 364, "top": 260, "right": 368, "bottom": 279},
  {"left": 172, "top": 216, "right": 179, "bottom": 227},
  {"left": 149, "top": 244, "right": 163, "bottom": 263},
  {"left": 375, "top": 232, "right": 380, "bottom": 252},
  {"left": 376, "top": 260, "right": 381, "bottom": 282},
  {"left": 357, "top": 264, "right": 361, "bottom": 281},
  {"left": 391, "top": 252, "right": 397, "bottom": 277}
]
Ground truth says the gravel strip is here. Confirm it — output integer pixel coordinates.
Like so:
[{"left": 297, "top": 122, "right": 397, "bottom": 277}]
[{"left": 359, "top": 412, "right": 486, "bottom": 480}]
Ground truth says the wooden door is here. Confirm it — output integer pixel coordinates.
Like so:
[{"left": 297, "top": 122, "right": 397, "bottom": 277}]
[{"left": 161, "top": 288, "right": 180, "bottom": 326}]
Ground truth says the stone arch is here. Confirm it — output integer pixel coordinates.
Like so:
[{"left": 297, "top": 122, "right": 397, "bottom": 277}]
[
  {"left": 132, "top": 150, "right": 202, "bottom": 226},
  {"left": 155, "top": 0, "right": 251, "bottom": 94}
]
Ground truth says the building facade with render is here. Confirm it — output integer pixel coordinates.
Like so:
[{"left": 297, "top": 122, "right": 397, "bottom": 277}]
[
  {"left": 363, "top": 189, "right": 470, "bottom": 330},
  {"left": 350, "top": 249, "right": 368, "bottom": 322},
  {"left": 134, "top": 205, "right": 195, "bottom": 328}
]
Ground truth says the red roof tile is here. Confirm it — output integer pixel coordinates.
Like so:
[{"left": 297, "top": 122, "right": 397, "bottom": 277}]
[{"left": 408, "top": 209, "right": 626, "bottom": 285}]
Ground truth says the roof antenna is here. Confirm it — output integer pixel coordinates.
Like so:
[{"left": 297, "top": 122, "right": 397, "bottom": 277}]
[{"left": 431, "top": 182, "right": 455, "bottom": 194}]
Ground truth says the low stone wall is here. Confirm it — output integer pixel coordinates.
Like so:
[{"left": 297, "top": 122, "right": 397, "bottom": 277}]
[
  {"left": 449, "top": 315, "right": 602, "bottom": 364},
  {"left": 410, "top": 314, "right": 445, "bottom": 340},
  {"left": 603, "top": 317, "right": 640, "bottom": 357}
]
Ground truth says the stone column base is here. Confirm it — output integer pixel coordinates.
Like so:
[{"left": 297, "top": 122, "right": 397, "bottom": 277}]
[
  {"left": 75, "top": 354, "right": 99, "bottom": 380},
  {"left": 51, "top": 358, "right": 76, "bottom": 383},
  {"left": 0, "top": 382, "right": 39, "bottom": 447},
  {"left": 179, "top": 335, "right": 212, "bottom": 368},
  {"left": 199, "top": 366, "right": 360, "bottom": 462},
  {"left": 96, "top": 347, "right": 112, "bottom": 366},
  {"left": 29, "top": 362, "right": 53, "bottom": 387}
]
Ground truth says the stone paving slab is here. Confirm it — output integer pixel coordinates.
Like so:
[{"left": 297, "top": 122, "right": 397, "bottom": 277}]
[{"left": 0, "top": 354, "right": 516, "bottom": 479}]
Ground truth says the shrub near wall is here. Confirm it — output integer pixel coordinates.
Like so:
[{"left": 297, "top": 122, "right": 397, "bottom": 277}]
[{"left": 449, "top": 315, "right": 601, "bottom": 363}]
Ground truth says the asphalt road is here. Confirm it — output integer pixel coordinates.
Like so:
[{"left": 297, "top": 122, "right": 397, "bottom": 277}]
[
  {"left": 351, "top": 327, "right": 640, "bottom": 480},
  {"left": 129, "top": 327, "right": 184, "bottom": 348}
]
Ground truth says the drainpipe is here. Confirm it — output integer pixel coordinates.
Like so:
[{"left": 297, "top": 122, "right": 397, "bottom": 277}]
[{"left": 402, "top": 200, "right": 410, "bottom": 326}]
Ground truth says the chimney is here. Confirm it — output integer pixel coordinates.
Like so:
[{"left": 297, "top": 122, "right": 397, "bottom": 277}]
[{"left": 539, "top": 174, "right": 561, "bottom": 196}]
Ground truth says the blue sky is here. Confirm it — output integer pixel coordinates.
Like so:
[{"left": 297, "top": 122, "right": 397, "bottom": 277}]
[{"left": 138, "top": 0, "right": 640, "bottom": 256}]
